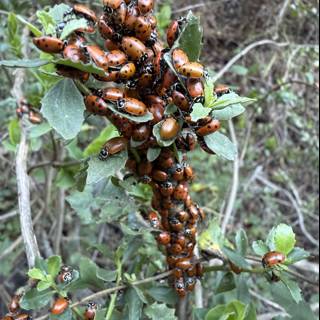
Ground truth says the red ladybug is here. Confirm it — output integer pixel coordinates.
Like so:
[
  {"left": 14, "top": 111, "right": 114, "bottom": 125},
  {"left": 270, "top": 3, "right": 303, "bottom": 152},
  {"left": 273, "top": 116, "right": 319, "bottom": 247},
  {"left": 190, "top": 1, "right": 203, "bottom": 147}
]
[
  {"left": 137, "top": 0, "right": 154, "bottom": 14},
  {"left": 175, "top": 278, "right": 187, "bottom": 298},
  {"left": 51, "top": 298, "right": 69, "bottom": 315},
  {"left": 148, "top": 211, "right": 160, "bottom": 228},
  {"left": 172, "top": 90, "right": 190, "bottom": 112},
  {"left": 160, "top": 182, "right": 174, "bottom": 197},
  {"left": 158, "top": 69, "right": 177, "bottom": 96},
  {"left": 85, "top": 45, "right": 109, "bottom": 70},
  {"left": 177, "top": 210, "right": 190, "bottom": 223},
  {"left": 103, "top": 0, "right": 124, "bottom": 13},
  {"left": 99, "top": 18, "right": 121, "bottom": 41},
  {"left": 105, "top": 39, "right": 121, "bottom": 51},
  {"left": 152, "top": 170, "right": 168, "bottom": 182},
  {"left": 121, "top": 37, "right": 148, "bottom": 64},
  {"left": 187, "top": 78, "right": 204, "bottom": 102},
  {"left": 99, "top": 137, "right": 128, "bottom": 160},
  {"left": 178, "top": 62, "right": 205, "bottom": 79},
  {"left": 173, "top": 184, "right": 188, "bottom": 201},
  {"left": 123, "top": 5, "right": 139, "bottom": 31},
  {"left": 214, "top": 84, "right": 230, "bottom": 97},
  {"left": 113, "top": 1, "right": 128, "bottom": 25},
  {"left": 101, "top": 87, "right": 126, "bottom": 103},
  {"left": 134, "top": 16, "right": 152, "bottom": 42},
  {"left": 84, "top": 302, "right": 98, "bottom": 320},
  {"left": 73, "top": 4, "right": 97, "bottom": 23},
  {"left": 85, "top": 95, "right": 110, "bottom": 116},
  {"left": 172, "top": 49, "right": 189, "bottom": 70},
  {"left": 169, "top": 218, "right": 184, "bottom": 232},
  {"left": 63, "top": 44, "right": 87, "bottom": 63},
  {"left": 107, "top": 50, "right": 127, "bottom": 67},
  {"left": 33, "top": 36, "right": 65, "bottom": 54},
  {"left": 138, "top": 161, "right": 153, "bottom": 176},
  {"left": 117, "top": 98, "right": 147, "bottom": 116},
  {"left": 196, "top": 119, "right": 221, "bottom": 137},
  {"left": 168, "top": 243, "right": 183, "bottom": 255},
  {"left": 167, "top": 19, "right": 185, "bottom": 48},
  {"left": 28, "top": 110, "right": 43, "bottom": 125},
  {"left": 262, "top": 252, "right": 286, "bottom": 268},
  {"left": 132, "top": 124, "right": 151, "bottom": 141},
  {"left": 157, "top": 232, "right": 171, "bottom": 245},
  {"left": 176, "top": 260, "right": 192, "bottom": 270},
  {"left": 160, "top": 118, "right": 180, "bottom": 141}
]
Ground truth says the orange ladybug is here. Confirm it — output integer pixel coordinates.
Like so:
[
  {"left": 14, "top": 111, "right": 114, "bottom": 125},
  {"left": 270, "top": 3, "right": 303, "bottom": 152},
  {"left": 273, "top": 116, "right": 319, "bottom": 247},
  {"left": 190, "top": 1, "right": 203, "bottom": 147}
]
[
  {"left": 167, "top": 19, "right": 185, "bottom": 48},
  {"left": 85, "top": 95, "right": 110, "bottom": 116},
  {"left": 214, "top": 84, "right": 230, "bottom": 97},
  {"left": 178, "top": 62, "right": 205, "bottom": 79},
  {"left": 121, "top": 37, "right": 148, "bottom": 64},
  {"left": 103, "top": 0, "right": 124, "bottom": 13},
  {"left": 51, "top": 298, "right": 69, "bottom": 315},
  {"left": 160, "top": 118, "right": 180, "bottom": 141},
  {"left": 160, "top": 182, "right": 174, "bottom": 197},
  {"left": 73, "top": 4, "right": 97, "bottom": 23},
  {"left": 175, "top": 278, "right": 187, "bottom": 298},
  {"left": 33, "top": 36, "right": 65, "bottom": 54},
  {"left": 262, "top": 252, "right": 286, "bottom": 268},
  {"left": 148, "top": 211, "right": 160, "bottom": 228},
  {"left": 119, "top": 62, "right": 136, "bottom": 80},
  {"left": 132, "top": 124, "right": 151, "bottom": 141},
  {"left": 117, "top": 98, "right": 147, "bottom": 116},
  {"left": 99, "top": 137, "right": 128, "bottom": 160},
  {"left": 107, "top": 50, "right": 127, "bottom": 67},
  {"left": 157, "top": 232, "right": 171, "bottom": 245},
  {"left": 172, "top": 49, "right": 189, "bottom": 70},
  {"left": 187, "top": 78, "right": 204, "bottom": 102},
  {"left": 101, "top": 88, "right": 126, "bottom": 103},
  {"left": 85, "top": 45, "right": 109, "bottom": 70},
  {"left": 63, "top": 44, "right": 87, "bottom": 63},
  {"left": 137, "top": 0, "right": 154, "bottom": 14},
  {"left": 172, "top": 90, "right": 190, "bottom": 112},
  {"left": 196, "top": 119, "right": 221, "bottom": 137},
  {"left": 8, "top": 294, "right": 22, "bottom": 314},
  {"left": 84, "top": 302, "right": 98, "bottom": 320}
]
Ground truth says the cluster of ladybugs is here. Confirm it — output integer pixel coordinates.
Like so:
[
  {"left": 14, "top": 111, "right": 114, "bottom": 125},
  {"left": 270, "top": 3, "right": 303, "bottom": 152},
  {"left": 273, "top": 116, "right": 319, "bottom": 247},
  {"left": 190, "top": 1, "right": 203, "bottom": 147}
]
[
  {"left": 31, "top": 0, "right": 227, "bottom": 298},
  {"left": 1, "top": 294, "right": 30, "bottom": 320}
]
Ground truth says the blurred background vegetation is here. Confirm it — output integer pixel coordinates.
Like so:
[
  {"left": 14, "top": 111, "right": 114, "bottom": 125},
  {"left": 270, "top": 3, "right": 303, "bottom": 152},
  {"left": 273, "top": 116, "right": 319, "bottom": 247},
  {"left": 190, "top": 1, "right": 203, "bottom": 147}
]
[{"left": 0, "top": 0, "right": 319, "bottom": 318}]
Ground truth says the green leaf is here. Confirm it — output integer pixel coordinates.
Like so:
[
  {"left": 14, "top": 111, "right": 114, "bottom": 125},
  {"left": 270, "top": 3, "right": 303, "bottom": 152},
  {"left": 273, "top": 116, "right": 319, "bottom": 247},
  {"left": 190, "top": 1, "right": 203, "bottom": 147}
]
[
  {"left": 125, "top": 288, "right": 143, "bottom": 320},
  {"left": 145, "top": 303, "right": 177, "bottom": 320},
  {"left": 212, "top": 104, "right": 245, "bottom": 121},
  {"left": 156, "top": 5, "right": 172, "bottom": 30},
  {"left": 176, "top": 12, "right": 203, "bottom": 61},
  {"left": 36, "top": 10, "right": 56, "bottom": 34},
  {"left": 243, "top": 304, "right": 257, "bottom": 320},
  {"left": 49, "top": 4, "right": 72, "bottom": 24},
  {"left": 286, "top": 247, "right": 310, "bottom": 264},
  {"left": 8, "top": 118, "right": 21, "bottom": 146},
  {"left": 211, "top": 93, "right": 255, "bottom": 110},
  {"left": 54, "top": 58, "right": 107, "bottom": 77},
  {"left": 84, "top": 125, "right": 119, "bottom": 157},
  {"left": 107, "top": 103, "right": 154, "bottom": 123},
  {"left": 205, "top": 305, "right": 230, "bottom": 320},
  {"left": 134, "top": 286, "right": 148, "bottom": 304},
  {"left": 37, "top": 280, "right": 52, "bottom": 292},
  {"left": 190, "top": 103, "right": 211, "bottom": 122},
  {"left": 29, "top": 122, "right": 52, "bottom": 138},
  {"left": 47, "top": 256, "right": 62, "bottom": 278},
  {"left": 146, "top": 286, "right": 178, "bottom": 305},
  {"left": 41, "top": 79, "right": 85, "bottom": 140},
  {"left": 204, "top": 132, "right": 238, "bottom": 161},
  {"left": 222, "top": 247, "right": 250, "bottom": 270},
  {"left": 216, "top": 272, "right": 236, "bottom": 294},
  {"left": 20, "top": 289, "right": 54, "bottom": 310},
  {"left": 153, "top": 121, "right": 179, "bottom": 147},
  {"left": 0, "top": 59, "right": 50, "bottom": 68},
  {"left": 204, "top": 77, "right": 216, "bottom": 108},
  {"left": 96, "top": 267, "right": 117, "bottom": 282},
  {"left": 147, "top": 148, "right": 161, "bottom": 162},
  {"left": 77, "top": 257, "right": 105, "bottom": 290},
  {"left": 60, "top": 19, "right": 90, "bottom": 40},
  {"left": 252, "top": 240, "right": 269, "bottom": 256},
  {"left": 16, "top": 15, "right": 42, "bottom": 37},
  {"left": 235, "top": 229, "right": 248, "bottom": 256},
  {"left": 273, "top": 224, "right": 296, "bottom": 255},
  {"left": 280, "top": 275, "right": 303, "bottom": 304},
  {"left": 199, "top": 219, "right": 224, "bottom": 252},
  {"left": 28, "top": 268, "right": 46, "bottom": 281},
  {"left": 86, "top": 151, "right": 128, "bottom": 185}
]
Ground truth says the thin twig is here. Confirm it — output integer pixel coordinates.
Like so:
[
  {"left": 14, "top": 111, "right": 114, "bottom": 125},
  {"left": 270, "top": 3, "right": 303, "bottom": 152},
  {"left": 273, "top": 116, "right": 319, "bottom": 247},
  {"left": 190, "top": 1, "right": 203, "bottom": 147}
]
[
  {"left": 221, "top": 120, "right": 239, "bottom": 235},
  {"left": 0, "top": 210, "right": 19, "bottom": 222},
  {"left": 28, "top": 160, "right": 82, "bottom": 174},
  {"left": 213, "top": 40, "right": 289, "bottom": 82},
  {"left": 13, "top": 27, "right": 40, "bottom": 268},
  {"left": 173, "top": 3, "right": 206, "bottom": 13},
  {"left": 194, "top": 245, "right": 204, "bottom": 308}
]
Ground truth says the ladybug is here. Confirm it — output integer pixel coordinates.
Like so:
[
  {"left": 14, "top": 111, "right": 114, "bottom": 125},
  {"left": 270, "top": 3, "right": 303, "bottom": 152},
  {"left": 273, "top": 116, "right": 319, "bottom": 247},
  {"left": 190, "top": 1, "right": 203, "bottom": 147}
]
[
  {"left": 58, "top": 270, "right": 73, "bottom": 284},
  {"left": 160, "top": 118, "right": 180, "bottom": 141},
  {"left": 73, "top": 4, "right": 97, "bottom": 23},
  {"left": 123, "top": 5, "right": 139, "bottom": 31},
  {"left": 137, "top": 161, "right": 153, "bottom": 176},
  {"left": 187, "top": 78, "right": 204, "bottom": 102},
  {"left": 141, "top": 175, "right": 153, "bottom": 185},
  {"left": 119, "top": 62, "right": 136, "bottom": 80},
  {"left": 28, "top": 110, "right": 43, "bottom": 125},
  {"left": 167, "top": 255, "right": 179, "bottom": 268},
  {"left": 167, "top": 19, "right": 185, "bottom": 48},
  {"left": 101, "top": 87, "right": 126, "bottom": 103},
  {"left": 149, "top": 104, "right": 165, "bottom": 125},
  {"left": 177, "top": 210, "right": 189, "bottom": 223},
  {"left": 174, "top": 234, "right": 188, "bottom": 248},
  {"left": 158, "top": 156, "right": 174, "bottom": 170},
  {"left": 262, "top": 252, "right": 286, "bottom": 268},
  {"left": 172, "top": 164, "right": 185, "bottom": 181},
  {"left": 117, "top": 98, "right": 147, "bottom": 116},
  {"left": 184, "top": 164, "right": 194, "bottom": 180},
  {"left": 113, "top": 1, "right": 128, "bottom": 25},
  {"left": 134, "top": 16, "right": 152, "bottom": 42},
  {"left": 121, "top": 37, "right": 148, "bottom": 64},
  {"left": 173, "top": 184, "right": 188, "bottom": 201},
  {"left": 188, "top": 204, "right": 200, "bottom": 223},
  {"left": 107, "top": 50, "right": 127, "bottom": 67},
  {"left": 8, "top": 294, "right": 22, "bottom": 314},
  {"left": 176, "top": 133, "right": 197, "bottom": 152},
  {"left": 152, "top": 170, "right": 168, "bottom": 182},
  {"left": 172, "top": 49, "right": 189, "bottom": 70},
  {"left": 196, "top": 119, "right": 221, "bottom": 137},
  {"left": 195, "top": 263, "right": 204, "bottom": 278},
  {"left": 173, "top": 268, "right": 184, "bottom": 279},
  {"left": 85, "top": 95, "right": 110, "bottom": 116},
  {"left": 84, "top": 302, "right": 98, "bottom": 320},
  {"left": 56, "top": 65, "right": 89, "bottom": 82},
  {"left": 178, "top": 62, "right": 205, "bottom": 79},
  {"left": 148, "top": 211, "right": 160, "bottom": 228},
  {"left": 99, "top": 137, "right": 128, "bottom": 160},
  {"left": 63, "top": 44, "right": 87, "bottom": 63},
  {"left": 184, "top": 225, "right": 197, "bottom": 239},
  {"left": 99, "top": 18, "right": 121, "bottom": 41},
  {"left": 85, "top": 45, "right": 109, "bottom": 70},
  {"left": 105, "top": 39, "right": 121, "bottom": 51},
  {"left": 1, "top": 316, "right": 14, "bottom": 320},
  {"left": 137, "top": 0, "right": 154, "bottom": 14},
  {"left": 168, "top": 243, "right": 183, "bottom": 255},
  {"left": 33, "top": 36, "right": 65, "bottom": 54},
  {"left": 172, "top": 90, "right": 190, "bottom": 112},
  {"left": 214, "top": 84, "right": 230, "bottom": 97},
  {"left": 51, "top": 298, "right": 69, "bottom": 315},
  {"left": 169, "top": 218, "right": 184, "bottom": 232},
  {"left": 158, "top": 69, "right": 177, "bottom": 96},
  {"left": 14, "top": 314, "right": 32, "bottom": 320},
  {"left": 126, "top": 158, "right": 137, "bottom": 173},
  {"left": 132, "top": 124, "right": 151, "bottom": 141},
  {"left": 157, "top": 232, "right": 171, "bottom": 246},
  {"left": 137, "top": 72, "right": 154, "bottom": 89},
  {"left": 176, "top": 260, "right": 192, "bottom": 270},
  {"left": 175, "top": 278, "right": 187, "bottom": 298},
  {"left": 153, "top": 51, "right": 165, "bottom": 77},
  {"left": 185, "top": 194, "right": 193, "bottom": 208},
  {"left": 103, "top": 0, "right": 124, "bottom": 13},
  {"left": 93, "top": 71, "right": 119, "bottom": 82},
  {"left": 160, "top": 182, "right": 174, "bottom": 197},
  {"left": 185, "top": 277, "right": 196, "bottom": 292}
]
